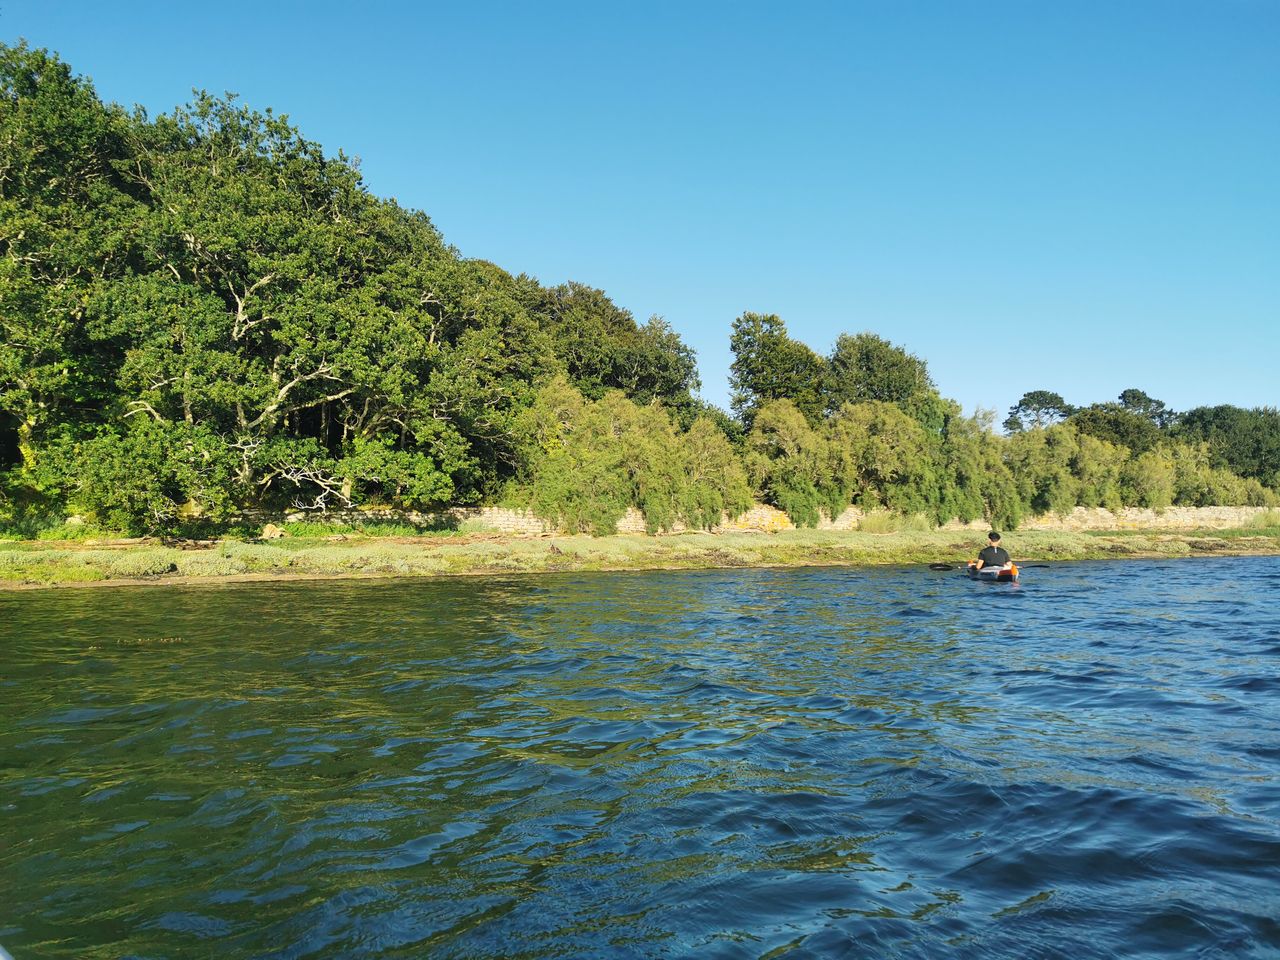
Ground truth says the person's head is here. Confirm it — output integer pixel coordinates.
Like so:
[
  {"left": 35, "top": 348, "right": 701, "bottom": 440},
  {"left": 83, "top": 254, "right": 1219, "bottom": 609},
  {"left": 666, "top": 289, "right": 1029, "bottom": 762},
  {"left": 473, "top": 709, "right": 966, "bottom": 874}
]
[{"left": 988, "top": 531, "right": 1001, "bottom": 544}]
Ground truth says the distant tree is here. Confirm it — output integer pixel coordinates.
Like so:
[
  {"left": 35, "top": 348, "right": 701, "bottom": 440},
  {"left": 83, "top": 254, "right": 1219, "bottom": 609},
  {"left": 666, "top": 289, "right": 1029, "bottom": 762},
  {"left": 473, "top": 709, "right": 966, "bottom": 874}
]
[
  {"left": 729, "top": 313, "right": 826, "bottom": 427},
  {"left": 825, "top": 332, "right": 944, "bottom": 429},
  {"left": 937, "top": 412, "right": 1022, "bottom": 530},
  {"left": 1068, "top": 404, "right": 1163, "bottom": 455},
  {"left": 825, "top": 400, "right": 940, "bottom": 518},
  {"left": 1173, "top": 405, "right": 1280, "bottom": 488},
  {"left": 530, "top": 284, "right": 698, "bottom": 412},
  {"left": 531, "top": 282, "right": 635, "bottom": 399},
  {"left": 1003, "top": 391, "right": 1074, "bottom": 433},
  {"left": 617, "top": 316, "right": 700, "bottom": 413},
  {"left": 520, "top": 378, "right": 751, "bottom": 534},
  {"left": 1118, "top": 388, "right": 1174, "bottom": 428}
]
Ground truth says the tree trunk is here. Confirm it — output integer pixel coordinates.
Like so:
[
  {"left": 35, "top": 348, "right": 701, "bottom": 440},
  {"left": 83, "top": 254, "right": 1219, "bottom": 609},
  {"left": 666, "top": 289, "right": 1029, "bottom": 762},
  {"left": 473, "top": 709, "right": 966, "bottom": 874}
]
[{"left": 17, "top": 418, "right": 37, "bottom": 471}]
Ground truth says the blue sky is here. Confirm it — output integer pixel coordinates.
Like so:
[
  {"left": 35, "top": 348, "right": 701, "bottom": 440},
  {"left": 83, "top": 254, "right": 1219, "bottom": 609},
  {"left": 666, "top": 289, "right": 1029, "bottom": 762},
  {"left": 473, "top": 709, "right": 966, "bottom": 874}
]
[{"left": 6, "top": 0, "right": 1277, "bottom": 420}]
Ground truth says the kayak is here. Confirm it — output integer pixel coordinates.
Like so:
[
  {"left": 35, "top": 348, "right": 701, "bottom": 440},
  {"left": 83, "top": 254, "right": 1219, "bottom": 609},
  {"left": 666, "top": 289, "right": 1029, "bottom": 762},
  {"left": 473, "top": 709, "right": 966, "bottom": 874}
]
[{"left": 967, "top": 561, "right": 1019, "bottom": 582}]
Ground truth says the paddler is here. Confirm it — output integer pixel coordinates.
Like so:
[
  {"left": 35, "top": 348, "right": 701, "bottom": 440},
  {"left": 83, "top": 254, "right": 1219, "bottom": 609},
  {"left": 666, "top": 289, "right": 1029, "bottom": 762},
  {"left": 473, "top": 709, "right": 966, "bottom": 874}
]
[{"left": 977, "top": 531, "right": 1013, "bottom": 572}]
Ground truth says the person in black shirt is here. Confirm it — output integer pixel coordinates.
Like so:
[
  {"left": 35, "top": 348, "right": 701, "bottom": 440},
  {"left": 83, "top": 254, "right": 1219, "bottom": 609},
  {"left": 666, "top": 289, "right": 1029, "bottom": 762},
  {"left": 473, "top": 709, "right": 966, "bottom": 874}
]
[{"left": 977, "top": 531, "right": 1012, "bottom": 570}]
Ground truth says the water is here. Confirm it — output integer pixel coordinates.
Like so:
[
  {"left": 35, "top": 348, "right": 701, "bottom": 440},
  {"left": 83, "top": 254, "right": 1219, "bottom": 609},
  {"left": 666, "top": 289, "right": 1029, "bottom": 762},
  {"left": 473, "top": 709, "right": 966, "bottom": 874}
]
[{"left": 2, "top": 557, "right": 1279, "bottom": 959}]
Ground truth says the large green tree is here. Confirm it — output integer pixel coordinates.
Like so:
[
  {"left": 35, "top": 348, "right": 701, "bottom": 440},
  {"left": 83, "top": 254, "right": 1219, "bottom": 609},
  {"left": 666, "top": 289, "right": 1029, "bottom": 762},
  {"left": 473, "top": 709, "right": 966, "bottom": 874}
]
[
  {"left": 1118, "top": 388, "right": 1173, "bottom": 428},
  {"left": 527, "top": 282, "right": 699, "bottom": 413},
  {"left": 0, "top": 43, "right": 141, "bottom": 469},
  {"left": 1173, "top": 405, "right": 1280, "bottom": 488},
  {"left": 1003, "top": 390, "right": 1074, "bottom": 433},
  {"left": 825, "top": 332, "right": 944, "bottom": 429},
  {"left": 728, "top": 312, "right": 826, "bottom": 427},
  {"left": 1069, "top": 404, "right": 1163, "bottom": 455}
]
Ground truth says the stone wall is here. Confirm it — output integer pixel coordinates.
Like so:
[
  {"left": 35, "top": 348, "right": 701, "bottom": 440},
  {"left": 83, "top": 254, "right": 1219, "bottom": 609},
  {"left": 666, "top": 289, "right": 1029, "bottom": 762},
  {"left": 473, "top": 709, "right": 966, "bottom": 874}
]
[
  {"left": 1017, "top": 505, "right": 1272, "bottom": 532},
  {"left": 268, "top": 505, "right": 554, "bottom": 536},
  {"left": 250, "top": 503, "right": 1273, "bottom": 537},
  {"left": 717, "top": 504, "right": 795, "bottom": 532}
]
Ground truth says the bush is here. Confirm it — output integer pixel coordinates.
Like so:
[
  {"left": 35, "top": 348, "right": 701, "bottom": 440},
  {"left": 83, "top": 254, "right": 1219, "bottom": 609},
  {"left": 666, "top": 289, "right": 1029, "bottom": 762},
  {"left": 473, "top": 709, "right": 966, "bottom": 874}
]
[
  {"left": 1249, "top": 509, "right": 1280, "bottom": 530},
  {"left": 522, "top": 379, "right": 753, "bottom": 534},
  {"left": 218, "top": 541, "right": 291, "bottom": 568},
  {"left": 102, "top": 549, "right": 178, "bottom": 578},
  {"left": 32, "top": 421, "right": 239, "bottom": 536},
  {"left": 858, "top": 510, "right": 899, "bottom": 533},
  {"left": 173, "top": 553, "right": 248, "bottom": 577}
]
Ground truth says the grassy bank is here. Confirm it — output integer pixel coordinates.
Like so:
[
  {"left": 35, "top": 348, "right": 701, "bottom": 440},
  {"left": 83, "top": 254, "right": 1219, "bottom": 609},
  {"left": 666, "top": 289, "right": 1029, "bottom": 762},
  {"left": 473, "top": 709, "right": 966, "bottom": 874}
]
[{"left": 3, "top": 526, "right": 1280, "bottom": 589}]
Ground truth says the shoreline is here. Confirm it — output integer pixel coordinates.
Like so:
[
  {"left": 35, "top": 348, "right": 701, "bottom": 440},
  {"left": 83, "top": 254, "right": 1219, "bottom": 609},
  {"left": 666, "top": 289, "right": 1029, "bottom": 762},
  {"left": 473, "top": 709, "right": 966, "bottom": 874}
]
[{"left": 3, "top": 528, "right": 1279, "bottom": 591}]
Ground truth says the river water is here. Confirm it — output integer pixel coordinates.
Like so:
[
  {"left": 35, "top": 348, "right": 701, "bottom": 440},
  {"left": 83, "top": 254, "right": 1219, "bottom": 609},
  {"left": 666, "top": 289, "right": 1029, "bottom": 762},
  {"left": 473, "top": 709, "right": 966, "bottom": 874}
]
[{"left": 2, "top": 557, "right": 1279, "bottom": 958}]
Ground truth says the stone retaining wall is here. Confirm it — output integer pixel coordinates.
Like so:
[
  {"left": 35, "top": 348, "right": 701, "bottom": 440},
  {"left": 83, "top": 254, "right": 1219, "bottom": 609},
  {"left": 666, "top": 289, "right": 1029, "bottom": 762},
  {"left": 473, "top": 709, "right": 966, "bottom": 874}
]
[
  {"left": 267, "top": 505, "right": 554, "bottom": 536},
  {"left": 1018, "top": 505, "right": 1272, "bottom": 532},
  {"left": 250, "top": 503, "right": 1273, "bottom": 537}
]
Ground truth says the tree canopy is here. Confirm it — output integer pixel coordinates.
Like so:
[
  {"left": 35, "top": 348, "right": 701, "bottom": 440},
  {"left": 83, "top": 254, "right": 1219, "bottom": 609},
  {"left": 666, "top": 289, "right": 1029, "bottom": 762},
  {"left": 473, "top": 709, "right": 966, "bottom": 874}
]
[{"left": 2, "top": 43, "right": 1275, "bottom": 537}]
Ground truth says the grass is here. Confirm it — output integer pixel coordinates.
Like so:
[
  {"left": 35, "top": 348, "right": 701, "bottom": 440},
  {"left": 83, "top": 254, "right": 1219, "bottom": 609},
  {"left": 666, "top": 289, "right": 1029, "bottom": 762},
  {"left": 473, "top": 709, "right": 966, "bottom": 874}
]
[
  {"left": 276, "top": 517, "right": 495, "bottom": 539},
  {"left": 2, "top": 526, "right": 1279, "bottom": 589},
  {"left": 0, "top": 520, "right": 130, "bottom": 542},
  {"left": 1248, "top": 509, "right": 1280, "bottom": 531},
  {"left": 857, "top": 510, "right": 934, "bottom": 534}
]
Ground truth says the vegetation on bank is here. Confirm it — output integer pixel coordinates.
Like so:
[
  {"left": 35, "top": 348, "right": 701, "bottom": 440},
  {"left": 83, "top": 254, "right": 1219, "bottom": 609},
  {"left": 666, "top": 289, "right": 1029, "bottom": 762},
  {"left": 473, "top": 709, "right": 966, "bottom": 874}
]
[
  {"left": 3, "top": 524, "right": 1280, "bottom": 589},
  {"left": 3, "top": 42, "right": 1279, "bottom": 543}
]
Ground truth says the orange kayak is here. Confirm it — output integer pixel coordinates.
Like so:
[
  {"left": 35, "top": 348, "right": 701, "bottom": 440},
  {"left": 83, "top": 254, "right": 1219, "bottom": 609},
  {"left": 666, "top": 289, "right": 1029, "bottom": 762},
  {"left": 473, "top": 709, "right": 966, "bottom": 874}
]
[{"left": 967, "top": 561, "right": 1019, "bottom": 582}]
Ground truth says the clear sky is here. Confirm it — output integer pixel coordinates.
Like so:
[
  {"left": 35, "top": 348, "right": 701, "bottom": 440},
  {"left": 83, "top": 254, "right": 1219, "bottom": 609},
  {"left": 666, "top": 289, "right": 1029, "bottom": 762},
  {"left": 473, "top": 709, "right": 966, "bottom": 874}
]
[{"left": 5, "top": 0, "right": 1278, "bottom": 420}]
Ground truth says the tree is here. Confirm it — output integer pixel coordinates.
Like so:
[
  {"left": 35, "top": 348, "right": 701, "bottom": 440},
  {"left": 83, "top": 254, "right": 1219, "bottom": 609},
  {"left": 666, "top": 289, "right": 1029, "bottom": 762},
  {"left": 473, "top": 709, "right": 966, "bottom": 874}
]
[
  {"left": 0, "top": 43, "right": 142, "bottom": 469},
  {"left": 742, "top": 399, "right": 831, "bottom": 525},
  {"left": 1118, "top": 388, "right": 1173, "bottom": 428},
  {"left": 529, "top": 283, "right": 699, "bottom": 411},
  {"left": 1003, "top": 391, "right": 1074, "bottom": 433},
  {"left": 938, "top": 412, "right": 1022, "bottom": 530},
  {"left": 616, "top": 316, "right": 700, "bottom": 414},
  {"left": 825, "top": 401, "right": 940, "bottom": 518},
  {"left": 825, "top": 332, "right": 943, "bottom": 429},
  {"left": 729, "top": 313, "right": 826, "bottom": 427},
  {"left": 1173, "top": 405, "right": 1280, "bottom": 488},
  {"left": 520, "top": 378, "right": 751, "bottom": 534},
  {"left": 1069, "top": 404, "right": 1163, "bottom": 455}
]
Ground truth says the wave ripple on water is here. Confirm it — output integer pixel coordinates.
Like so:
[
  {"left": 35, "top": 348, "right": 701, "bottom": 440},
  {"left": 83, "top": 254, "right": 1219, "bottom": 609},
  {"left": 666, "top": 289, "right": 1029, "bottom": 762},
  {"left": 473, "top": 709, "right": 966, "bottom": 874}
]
[{"left": 2, "top": 556, "right": 1279, "bottom": 958}]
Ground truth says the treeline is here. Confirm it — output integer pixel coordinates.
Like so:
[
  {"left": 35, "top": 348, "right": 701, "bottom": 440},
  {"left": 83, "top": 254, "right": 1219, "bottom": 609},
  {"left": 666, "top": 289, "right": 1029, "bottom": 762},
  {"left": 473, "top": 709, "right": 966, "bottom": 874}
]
[
  {"left": 1, "top": 43, "right": 1277, "bottom": 537},
  {"left": 725, "top": 316, "right": 1276, "bottom": 531},
  {"left": 0, "top": 43, "right": 708, "bottom": 534}
]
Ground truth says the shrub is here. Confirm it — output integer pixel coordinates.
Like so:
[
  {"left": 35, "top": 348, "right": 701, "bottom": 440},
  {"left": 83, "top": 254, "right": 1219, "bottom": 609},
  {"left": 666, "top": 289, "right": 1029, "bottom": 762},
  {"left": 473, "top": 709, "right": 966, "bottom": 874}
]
[
  {"left": 858, "top": 510, "right": 899, "bottom": 533},
  {"left": 102, "top": 549, "right": 178, "bottom": 578},
  {"left": 173, "top": 553, "right": 248, "bottom": 577},
  {"left": 218, "top": 541, "right": 291, "bottom": 568}
]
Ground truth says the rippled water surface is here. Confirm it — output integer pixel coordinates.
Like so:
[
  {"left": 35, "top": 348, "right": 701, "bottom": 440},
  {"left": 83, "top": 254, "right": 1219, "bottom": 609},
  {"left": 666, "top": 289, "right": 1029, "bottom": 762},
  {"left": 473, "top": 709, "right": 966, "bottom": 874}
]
[{"left": 3, "top": 557, "right": 1280, "bottom": 958}]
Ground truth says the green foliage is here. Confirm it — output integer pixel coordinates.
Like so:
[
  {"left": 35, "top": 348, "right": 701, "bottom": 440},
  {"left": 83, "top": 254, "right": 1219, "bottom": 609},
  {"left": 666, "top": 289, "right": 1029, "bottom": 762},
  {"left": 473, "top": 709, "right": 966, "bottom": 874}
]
[
  {"left": 938, "top": 411, "right": 1023, "bottom": 530},
  {"left": 33, "top": 419, "right": 239, "bottom": 535},
  {"left": 530, "top": 283, "right": 699, "bottom": 411},
  {"left": 2, "top": 41, "right": 1274, "bottom": 542},
  {"left": 520, "top": 379, "right": 751, "bottom": 535},
  {"left": 856, "top": 510, "right": 931, "bottom": 534},
  {"left": 729, "top": 313, "right": 827, "bottom": 427},
  {"left": 1006, "top": 424, "right": 1089, "bottom": 516},
  {"left": 826, "top": 333, "right": 945, "bottom": 430},
  {"left": 744, "top": 400, "right": 833, "bottom": 527},
  {"left": 1249, "top": 510, "right": 1280, "bottom": 530},
  {"left": 1069, "top": 404, "right": 1163, "bottom": 455},
  {"left": 0, "top": 43, "right": 141, "bottom": 468},
  {"left": 1118, "top": 388, "right": 1173, "bottom": 428},
  {"left": 101, "top": 549, "right": 178, "bottom": 578},
  {"left": 1004, "top": 391, "right": 1074, "bottom": 433},
  {"left": 826, "top": 401, "right": 940, "bottom": 517},
  {"left": 1174, "top": 405, "right": 1280, "bottom": 488},
  {"left": 278, "top": 519, "right": 444, "bottom": 538},
  {"left": 681, "top": 416, "right": 754, "bottom": 529},
  {"left": 1125, "top": 449, "right": 1176, "bottom": 511}
]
